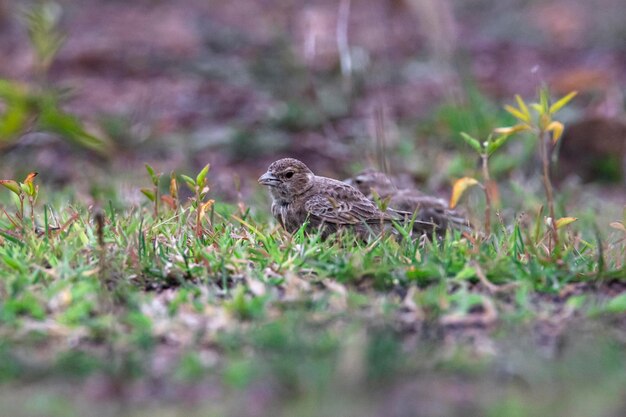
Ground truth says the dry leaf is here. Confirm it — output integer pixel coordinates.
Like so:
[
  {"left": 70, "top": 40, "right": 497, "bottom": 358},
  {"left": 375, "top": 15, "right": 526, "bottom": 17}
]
[
  {"left": 450, "top": 177, "right": 480, "bottom": 208},
  {"left": 609, "top": 222, "right": 626, "bottom": 233},
  {"left": 24, "top": 172, "right": 39, "bottom": 184}
]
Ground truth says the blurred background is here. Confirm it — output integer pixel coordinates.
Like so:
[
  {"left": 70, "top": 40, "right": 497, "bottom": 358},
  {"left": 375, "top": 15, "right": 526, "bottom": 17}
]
[{"left": 1, "top": 0, "right": 625, "bottom": 206}]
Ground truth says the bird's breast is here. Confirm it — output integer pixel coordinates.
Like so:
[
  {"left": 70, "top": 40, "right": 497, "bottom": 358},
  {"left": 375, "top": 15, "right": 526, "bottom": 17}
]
[{"left": 271, "top": 201, "right": 290, "bottom": 229}]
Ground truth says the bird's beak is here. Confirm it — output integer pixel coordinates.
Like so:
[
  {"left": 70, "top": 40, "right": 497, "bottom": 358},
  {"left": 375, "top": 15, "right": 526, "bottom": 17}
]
[
  {"left": 344, "top": 176, "right": 363, "bottom": 187},
  {"left": 258, "top": 171, "right": 280, "bottom": 186}
]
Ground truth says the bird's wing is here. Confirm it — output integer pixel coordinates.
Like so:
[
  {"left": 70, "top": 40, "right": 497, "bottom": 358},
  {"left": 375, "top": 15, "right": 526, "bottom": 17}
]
[
  {"left": 304, "top": 180, "right": 391, "bottom": 225},
  {"left": 393, "top": 192, "right": 471, "bottom": 229},
  {"left": 392, "top": 192, "right": 446, "bottom": 210}
]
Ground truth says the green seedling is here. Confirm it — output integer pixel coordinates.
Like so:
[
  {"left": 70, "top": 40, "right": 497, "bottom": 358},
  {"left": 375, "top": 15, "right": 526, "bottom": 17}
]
[
  {"left": 452, "top": 129, "right": 514, "bottom": 236},
  {"left": 0, "top": 172, "right": 39, "bottom": 233},
  {"left": 181, "top": 164, "right": 213, "bottom": 238},
  {"left": 141, "top": 164, "right": 162, "bottom": 218}
]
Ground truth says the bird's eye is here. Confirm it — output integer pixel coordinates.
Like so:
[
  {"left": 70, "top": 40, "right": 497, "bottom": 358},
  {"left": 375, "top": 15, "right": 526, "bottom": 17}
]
[
  {"left": 354, "top": 178, "right": 363, "bottom": 185},
  {"left": 285, "top": 171, "right": 294, "bottom": 179}
]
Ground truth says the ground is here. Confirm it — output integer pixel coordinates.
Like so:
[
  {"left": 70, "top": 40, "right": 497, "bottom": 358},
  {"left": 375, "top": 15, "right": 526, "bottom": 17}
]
[{"left": 0, "top": 0, "right": 625, "bottom": 416}]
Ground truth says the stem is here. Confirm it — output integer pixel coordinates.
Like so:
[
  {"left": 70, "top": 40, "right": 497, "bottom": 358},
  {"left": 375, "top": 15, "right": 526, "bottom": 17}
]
[
  {"left": 19, "top": 195, "right": 25, "bottom": 236},
  {"left": 196, "top": 190, "right": 202, "bottom": 238},
  {"left": 539, "top": 129, "right": 558, "bottom": 252},
  {"left": 19, "top": 195, "right": 24, "bottom": 221},
  {"left": 154, "top": 185, "right": 159, "bottom": 219},
  {"left": 29, "top": 196, "right": 35, "bottom": 232},
  {"left": 481, "top": 154, "right": 492, "bottom": 236},
  {"left": 95, "top": 210, "right": 108, "bottom": 290}
]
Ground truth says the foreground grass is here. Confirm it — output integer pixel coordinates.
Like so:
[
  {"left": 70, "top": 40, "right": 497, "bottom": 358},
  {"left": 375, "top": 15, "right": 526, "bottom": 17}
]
[{"left": 0, "top": 188, "right": 625, "bottom": 416}]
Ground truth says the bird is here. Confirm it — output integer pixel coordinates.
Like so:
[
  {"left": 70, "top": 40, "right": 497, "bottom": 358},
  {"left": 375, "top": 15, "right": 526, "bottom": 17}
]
[
  {"left": 344, "top": 169, "right": 471, "bottom": 235},
  {"left": 258, "top": 158, "right": 411, "bottom": 239}
]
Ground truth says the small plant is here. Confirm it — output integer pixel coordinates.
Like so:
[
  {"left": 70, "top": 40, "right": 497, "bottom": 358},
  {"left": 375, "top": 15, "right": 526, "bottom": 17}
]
[
  {"left": 165, "top": 172, "right": 179, "bottom": 212},
  {"left": 181, "top": 164, "right": 213, "bottom": 238},
  {"left": 142, "top": 167, "right": 180, "bottom": 217},
  {"left": 499, "top": 88, "right": 577, "bottom": 253},
  {"left": 451, "top": 131, "right": 513, "bottom": 235},
  {"left": 141, "top": 164, "right": 162, "bottom": 218},
  {"left": 452, "top": 87, "right": 578, "bottom": 251},
  {"left": 0, "top": 172, "right": 39, "bottom": 233}
]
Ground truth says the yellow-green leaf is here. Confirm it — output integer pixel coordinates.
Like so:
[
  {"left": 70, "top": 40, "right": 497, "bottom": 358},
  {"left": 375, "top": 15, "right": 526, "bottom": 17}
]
[
  {"left": 21, "top": 172, "right": 38, "bottom": 197},
  {"left": 20, "top": 183, "right": 31, "bottom": 195},
  {"left": 539, "top": 87, "right": 550, "bottom": 113},
  {"left": 549, "top": 91, "right": 577, "bottom": 114},
  {"left": 555, "top": 217, "right": 577, "bottom": 229},
  {"left": 196, "top": 164, "right": 211, "bottom": 186},
  {"left": 145, "top": 164, "right": 159, "bottom": 185},
  {"left": 180, "top": 174, "right": 196, "bottom": 190},
  {"left": 450, "top": 177, "right": 480, "bottom": 208},
  {"left": 0, "top": 180, "right": 21, "bottom": 195},
  {"left": 504, "top": 105, "right": 529, "bottom": 122},
  {"left": 515, "top": 95, "right": 531, "bottom": 121},
  {"left": 25, "top": 181, "right": 36, "bottom": 197},
  {"left": 141, "top": 188, "right": 156, "bottom": 202},
  {"left": 487, "top": 133, "right": 513, "bottom": 156},
  {"left": 460, "top": 132, "right": 482, "bottom": 153}
]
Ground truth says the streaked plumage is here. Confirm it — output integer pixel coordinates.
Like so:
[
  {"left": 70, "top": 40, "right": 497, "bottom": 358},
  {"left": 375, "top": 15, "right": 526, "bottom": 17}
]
[
  {"left": 345, "top": 169, "right": 471, "bottom": 235},
  {"left": 258, "top": 158, "right": 405, "bottom": 238}
]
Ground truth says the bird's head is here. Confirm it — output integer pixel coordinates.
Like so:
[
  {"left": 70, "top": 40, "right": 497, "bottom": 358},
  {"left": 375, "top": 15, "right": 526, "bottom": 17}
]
[
  {"left": 345, "top": 169, "right": 395, "bottom": 198},
  {"left": 258, "top": 158, "right": 314, "bottom": 203}
]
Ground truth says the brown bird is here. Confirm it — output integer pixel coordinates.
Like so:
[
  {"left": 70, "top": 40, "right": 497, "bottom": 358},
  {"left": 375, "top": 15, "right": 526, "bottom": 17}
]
[
  {"left": 258, "top": 158, "right": 410, "bottom": 239},
  {"left": 345, "top": 169, "right": 471, "bottom": 235}
]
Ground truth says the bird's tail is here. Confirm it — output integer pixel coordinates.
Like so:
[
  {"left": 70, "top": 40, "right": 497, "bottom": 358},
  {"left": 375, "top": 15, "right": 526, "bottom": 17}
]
[{"left": 446, "top": 208, "right": 473, "bottom": 233}]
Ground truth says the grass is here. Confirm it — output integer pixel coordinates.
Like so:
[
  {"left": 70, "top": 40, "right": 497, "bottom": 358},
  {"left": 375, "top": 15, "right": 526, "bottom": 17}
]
[{"left": 0, "top": 164, "right": 625, "bottom": 417}]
